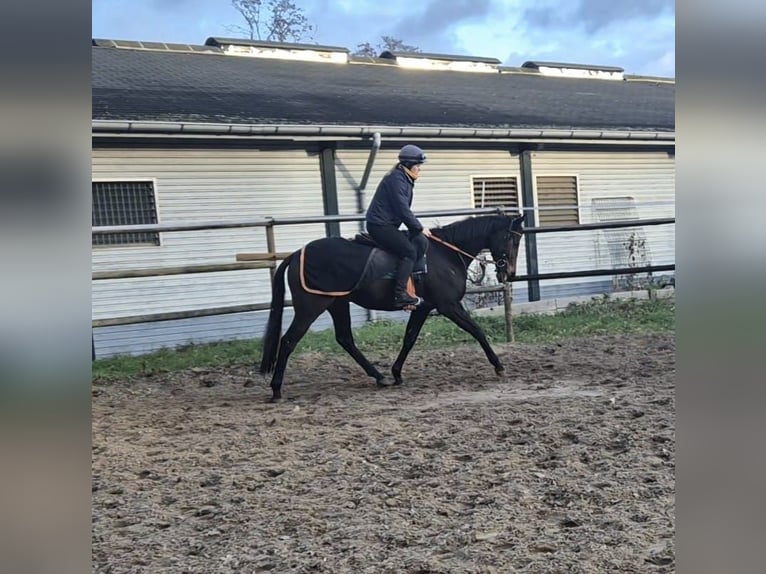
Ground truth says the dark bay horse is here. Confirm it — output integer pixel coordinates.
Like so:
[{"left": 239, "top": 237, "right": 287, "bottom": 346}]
[{"left": 259, "top": 214, "right": 525, "bottom": 401}]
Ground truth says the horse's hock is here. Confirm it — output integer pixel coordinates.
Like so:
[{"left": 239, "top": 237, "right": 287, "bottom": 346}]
[{"left": 92, "top": 331, "right": 675, "bottom": 573}]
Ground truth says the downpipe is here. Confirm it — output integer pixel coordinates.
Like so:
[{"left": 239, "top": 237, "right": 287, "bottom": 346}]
[{"left": 358, "top": 132, "right": 381, "bottom": 322}]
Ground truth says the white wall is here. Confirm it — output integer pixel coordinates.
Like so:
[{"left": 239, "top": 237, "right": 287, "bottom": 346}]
[
  {"left": 92, "top": 145, "right": 675, "bottom": 358},
  {"left": 92, "top": 147, "right": 343, "bottom": 357},
  {"left": 529, "top": 150, "right": 675, "bottom": 297}
]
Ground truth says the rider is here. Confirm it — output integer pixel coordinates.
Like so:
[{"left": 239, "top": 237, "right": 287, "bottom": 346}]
[{"left": 365, "top": 144, "right": 432, "bottom": 309}]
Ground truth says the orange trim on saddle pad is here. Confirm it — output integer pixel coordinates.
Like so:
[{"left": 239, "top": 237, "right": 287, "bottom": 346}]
[{"left": 299, "top": 246, "right": 353, "bottom": 296}]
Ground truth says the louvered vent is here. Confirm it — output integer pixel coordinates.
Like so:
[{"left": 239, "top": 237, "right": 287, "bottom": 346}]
[
  {"left": 537, "top": 175, "right": 579, "bottom": 226},
  {"left": 472, "top": 176, "right": 519, "bottom": 213}
]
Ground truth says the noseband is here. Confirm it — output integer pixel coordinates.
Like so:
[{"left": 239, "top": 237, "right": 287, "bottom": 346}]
[{"left": 494, "top": 229, "right": 523, "bottom": 273}]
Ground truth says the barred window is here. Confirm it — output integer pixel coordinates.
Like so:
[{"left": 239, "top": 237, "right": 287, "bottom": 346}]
[
  {"left": 472, "top": 176, "right": 520, "bottom": 214},
  {"left": 92, "top": 181, "right": 160, "bottom": 247},
  {"left": 536, "top": 175, "right": 580, "bottom": 227}
]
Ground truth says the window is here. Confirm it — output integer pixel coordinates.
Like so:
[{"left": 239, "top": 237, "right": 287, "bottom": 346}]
[
  {"left": 536, "top": 175, "right": 579, "bottom": 226},
  {"left": 472, "top": 176, "right": 520, "bottom": 214},
  {"left": 92, "top": 181, "right": 160, "bottom": 247}
]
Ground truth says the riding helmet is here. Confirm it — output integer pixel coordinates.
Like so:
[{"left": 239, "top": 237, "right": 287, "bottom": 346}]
[{"left": 398, "top": 144, "right": 427, "bottom": 167}]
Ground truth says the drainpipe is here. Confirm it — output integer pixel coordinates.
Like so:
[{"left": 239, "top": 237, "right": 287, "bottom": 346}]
[
  {"left": 358, "top": 132, "right": 381, "bottom": 321},
  {"left": 357, "top": 132, "right": 381, "bottom": 232}
]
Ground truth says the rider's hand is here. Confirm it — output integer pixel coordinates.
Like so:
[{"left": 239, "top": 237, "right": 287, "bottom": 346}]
[{"left": 422, "top": 228, "right": 432, "bottom": 238}]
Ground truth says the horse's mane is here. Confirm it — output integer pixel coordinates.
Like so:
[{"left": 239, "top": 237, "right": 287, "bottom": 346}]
[{"left": 432, "top": 215, "right": 511, "bottom": 245}]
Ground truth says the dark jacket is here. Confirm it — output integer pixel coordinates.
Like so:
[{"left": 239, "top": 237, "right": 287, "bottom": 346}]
[{"left": 365, "top": 165, "right": 423, "bottom": 233}]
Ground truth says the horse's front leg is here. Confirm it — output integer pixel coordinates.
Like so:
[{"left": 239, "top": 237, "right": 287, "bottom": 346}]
[
  {"left": 438, "top": 302, "right": 504, "bottom": 376},
  {"left": 391, "top": 304, "right": 434, "bottom": 385}
]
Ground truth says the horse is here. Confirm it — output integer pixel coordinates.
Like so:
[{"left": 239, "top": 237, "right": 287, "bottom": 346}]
[{"left": 259, "top": 213, "right": 525, "bottom": 401}]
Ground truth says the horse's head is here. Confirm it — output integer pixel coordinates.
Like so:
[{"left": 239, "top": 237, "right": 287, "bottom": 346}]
[{"left": 488, "top": 215, "right": 525, "bottom": 283}]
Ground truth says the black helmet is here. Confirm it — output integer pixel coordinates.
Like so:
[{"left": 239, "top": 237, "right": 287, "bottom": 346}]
[{"left": 398, "top": 144, "right": 427, "bottom": 167}]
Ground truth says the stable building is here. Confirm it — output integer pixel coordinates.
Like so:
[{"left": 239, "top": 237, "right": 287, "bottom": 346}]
[{"left": 92, "top": 37, "right": 675, "bottom": 358}]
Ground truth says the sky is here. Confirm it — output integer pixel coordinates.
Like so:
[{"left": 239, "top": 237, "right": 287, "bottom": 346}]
[{"left": 92, "top": 0, "right": 675, "bottom": 77}]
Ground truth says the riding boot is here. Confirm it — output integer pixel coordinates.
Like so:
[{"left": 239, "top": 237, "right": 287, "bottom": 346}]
[{"left": 393, "top": 258, "right": 421, "bottom": 308}]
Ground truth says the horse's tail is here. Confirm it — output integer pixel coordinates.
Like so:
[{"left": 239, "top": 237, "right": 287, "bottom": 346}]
[{"left": 259, "top": 251, "right": 296, "bottom": 375}]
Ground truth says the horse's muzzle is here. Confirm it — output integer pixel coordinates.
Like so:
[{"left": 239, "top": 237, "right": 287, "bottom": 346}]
[{"left": 495, "top": 259, "right": 513, "bottom": 283}]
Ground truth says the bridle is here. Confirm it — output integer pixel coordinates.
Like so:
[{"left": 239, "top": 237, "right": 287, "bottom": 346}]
[{"left": 428, "top": 229, "right": 523, "bottom": 284}]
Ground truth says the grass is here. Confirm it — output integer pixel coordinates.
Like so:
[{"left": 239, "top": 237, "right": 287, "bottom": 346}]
[{"left": 92, "top": 295, "right": 674, "bottom": 380}]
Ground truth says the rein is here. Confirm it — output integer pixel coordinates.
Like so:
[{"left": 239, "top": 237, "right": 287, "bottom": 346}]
[
  {"left": 428, "top": 230, "right": 524, "bottom": 265},
  {"left": 428, "top": 234, "right": 483, "bottom": 264}
]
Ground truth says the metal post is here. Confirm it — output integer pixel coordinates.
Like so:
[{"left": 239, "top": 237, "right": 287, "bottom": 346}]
[
  {"left": 519, "top": 149, "right": 541, "bottom": 301},
  {"left": 319, "top": 146, "right": 341, "bottom": 237}
]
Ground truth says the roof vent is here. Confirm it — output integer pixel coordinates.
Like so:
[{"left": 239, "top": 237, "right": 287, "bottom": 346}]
[
  {"left": 522, "top": 61, "right": 624, "bottom": 81},
  {"left": 380, "top": 51, "right": 501, "bottom": 73},
  {"left": 205, "top": 37, "right": 349, "bottom": 64},
  {"left": 92, "top": 38, "right": 222, "bottom": 54}
]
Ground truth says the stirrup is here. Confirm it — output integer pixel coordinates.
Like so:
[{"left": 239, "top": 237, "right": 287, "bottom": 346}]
[{"left": 394, "top": 294, "right": 422, "bottom": 309}]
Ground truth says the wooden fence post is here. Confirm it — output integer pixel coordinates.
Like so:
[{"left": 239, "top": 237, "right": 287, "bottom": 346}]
[
  {"left": 266, "top": 222, "right": 276, "bottom": 284},
  {"left": 503, "top": 282, "right": 514, "bottom": 343}
]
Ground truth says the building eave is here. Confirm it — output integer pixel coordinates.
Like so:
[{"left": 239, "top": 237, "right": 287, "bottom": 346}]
[{"left": 92, "top": 120, "right": 675, "bottom": 145}]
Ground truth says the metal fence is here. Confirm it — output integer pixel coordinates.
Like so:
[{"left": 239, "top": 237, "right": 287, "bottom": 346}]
[{"left": 92, "top": 207, "right": 675, "bottom": 345}]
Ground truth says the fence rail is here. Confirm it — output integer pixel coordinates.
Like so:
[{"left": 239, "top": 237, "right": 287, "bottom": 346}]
[{"left": 92, "top": 208, "right": 674, "bottom": 336}]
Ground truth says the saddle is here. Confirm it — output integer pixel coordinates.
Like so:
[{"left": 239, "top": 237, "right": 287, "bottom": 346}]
[{"left": 352, "top": 232, "right": 428, "bottom": 275}]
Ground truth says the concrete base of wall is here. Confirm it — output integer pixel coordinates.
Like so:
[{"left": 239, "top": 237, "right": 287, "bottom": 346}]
[{"left": 473, "top": 286, "right": 675, "bottom": 318}]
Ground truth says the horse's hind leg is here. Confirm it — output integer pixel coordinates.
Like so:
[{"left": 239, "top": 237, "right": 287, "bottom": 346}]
[
  {"left": 328, "top": 300, "right": 390, "bottom": 387},
  {"left": 269, "top": 298, "right": 331, "bottom": 401},
  {"left": 391, "top": 304, "right": 433, "bottom": 385}
]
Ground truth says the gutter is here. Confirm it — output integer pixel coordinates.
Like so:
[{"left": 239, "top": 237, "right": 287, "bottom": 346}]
[{"left": 92, "top": 120, "right": 675, "bottom": 142}]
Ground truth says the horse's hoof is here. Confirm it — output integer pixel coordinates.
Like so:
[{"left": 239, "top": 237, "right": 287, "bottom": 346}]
[
  {"left": 393, "top": 377, "right": 403, "bottom": 386},
  {"left": 375, "top": 377, "right": 394, "bottom": 388},
  {"left": 268, "top": 395, "right": 282, "bottom": 403},
  {"left": 495, "top": 366, "right": 505, "bottom": 377}
]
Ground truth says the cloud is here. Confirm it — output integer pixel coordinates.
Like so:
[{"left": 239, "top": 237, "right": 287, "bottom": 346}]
[
  {"left": 392, "top": 0, "right": 493, "bottom": 52},
  {"left": 150, "top": 0, "right": 205, "bottom": 8},
  {"left": 524, "top": 0, "right": 674, "bottom": 33},
  {"left": 500, "top": 10, "right": 675, "bottom": 76}
]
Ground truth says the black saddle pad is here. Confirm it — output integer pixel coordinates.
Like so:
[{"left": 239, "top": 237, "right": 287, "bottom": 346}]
[
  {"left": 301, "top": 236, "right": 428, "bottom": 296},
  {"left": 300, "top": 237, "right": 397, "bottom": 295}
]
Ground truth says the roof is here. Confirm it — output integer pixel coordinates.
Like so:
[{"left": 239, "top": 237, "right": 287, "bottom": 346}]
[{"left": 91, "top": 43, "right": 675, "bottom": 135}]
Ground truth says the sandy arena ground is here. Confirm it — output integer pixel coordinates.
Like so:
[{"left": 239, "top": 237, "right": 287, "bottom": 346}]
[{"left": 92, "top": 332, "right": 675, "bottom": 573}]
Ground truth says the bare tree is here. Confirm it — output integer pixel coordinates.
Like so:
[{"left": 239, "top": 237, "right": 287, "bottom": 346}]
[
  {"left": 354, "top": 36, "right": 421, "bottom": 56},
  {"left": 230, "top": 0, "right": 264, "bottom": 41},
  {"left": 229, "top": 0, "right": 314, "bottom": 43},
  {"left": 354, "top": 41, "right": 377, "bottom": 57},
  {"left": 265, "top": 0, "right": 313, "bottom": 42}
]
